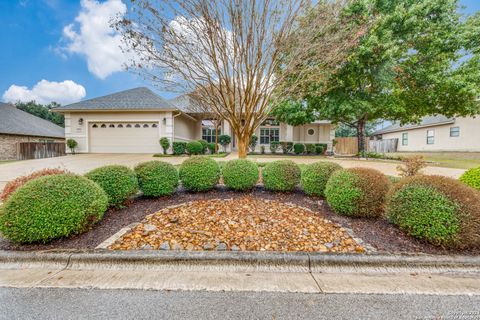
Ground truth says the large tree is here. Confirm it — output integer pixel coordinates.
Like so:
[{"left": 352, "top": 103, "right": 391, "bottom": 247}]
[
  {"left": 116, "top": 0, "right": 364, "bottom": 157},
  {"left": 273, "top": 0, "right": 480, "bottom": 155},
  {"left": 15, "top": 101, "right": 65, "bottom": 127}
]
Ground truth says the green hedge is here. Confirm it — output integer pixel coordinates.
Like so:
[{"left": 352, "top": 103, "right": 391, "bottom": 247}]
[
  {"left": 179, "top": 156, "right": 220, "bottom": 192},
  {"left": 0, "top": 174, "right": 108, "bottom": 243},
  {"left": 223, "top": 159, "right": 259, "bottom": 191},
  {"left": 293, "top": 143, "right": 304, "bottom": 155},
  {"left": 172, "top": 142, "right": 187, "bottom": 155},
  {"left": 459, "top": 167, "right": 480, "bottom": 191},
  {"left": 186, "top": 141, "right": 204, "bottom": 155},
  {"left": 325, "top": 168, "right": 390, "bottom": 218},
  {"left": 85, "top": 165, "right": 138, "bottom": 207},
  {"left": 198, "top": 139, "right": 209, "bottom": 154},
  {"left": 134, "top": 161, "right": 179, "bottom": 197},
  {"left": 301, "top": 162, "right": 342, "bottom": 197},
  {"left": 262, "top": 160, "right": 301, "bottom": 192},
  {"left": 386, "top": 175, "right": 480, "bottom": 249}
]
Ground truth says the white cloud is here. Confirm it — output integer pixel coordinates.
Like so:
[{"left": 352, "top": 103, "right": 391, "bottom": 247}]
[
  {"left": 62, "top": 0, "right": 128, "bottom": 79},
  {"left": 2, "top": 80, "right": 86, "bottom": 105}
]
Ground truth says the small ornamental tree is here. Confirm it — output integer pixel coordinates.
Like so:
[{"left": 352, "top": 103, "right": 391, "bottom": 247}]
[
  {"left": 218, "top": 135, "right": 231, "bottom": 152},
  {"left": 159, "top": 137, "right": 170, "bottom": 155},
  {"left": 249, "top": 135, "right": 258, "bottom": 153},
  {"left": 66, "top": 139, "right": 78, "bottom": 154}
]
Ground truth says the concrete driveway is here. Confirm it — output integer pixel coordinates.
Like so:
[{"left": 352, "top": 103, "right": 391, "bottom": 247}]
[{"left": 0, "top": 153, "right": 466, "bottom": 193}]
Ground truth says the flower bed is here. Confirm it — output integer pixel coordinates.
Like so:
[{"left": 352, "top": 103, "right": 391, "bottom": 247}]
[{"left": 108, "top": 197, "right": 366, "bottom": 252}]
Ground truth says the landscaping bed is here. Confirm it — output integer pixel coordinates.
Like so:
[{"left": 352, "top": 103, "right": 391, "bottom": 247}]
[{"left": 1, "top": 187, "right": 479, "bottom": 255}]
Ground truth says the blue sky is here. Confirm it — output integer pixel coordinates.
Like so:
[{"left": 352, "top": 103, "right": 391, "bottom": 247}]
[{"left": 1, "top": 0, "right": 479, "bottom": 105}]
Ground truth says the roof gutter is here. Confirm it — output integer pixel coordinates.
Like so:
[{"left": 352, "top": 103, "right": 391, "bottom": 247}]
[
  {"left": 50, "top": 108, "right": 179, "bottom": 114},
  {"left": 375, "top": 120, "right": 456, "bottom": 135}
]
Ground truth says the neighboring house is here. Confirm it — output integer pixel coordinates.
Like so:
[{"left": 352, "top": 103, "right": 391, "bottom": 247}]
[
  {"left": 52, "top": 87, "right": 335, "bottom": 154},
  {"left": 373, "top": 115, "right": 480, "bottom": 152},
  {"left": 0, "top": 103, "right": 65, "bottom": 160}
]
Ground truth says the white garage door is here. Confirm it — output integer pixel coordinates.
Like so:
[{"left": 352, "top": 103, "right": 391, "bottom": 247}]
[{"left": 89, "top": 122, "right": 160, "bottom": 153}]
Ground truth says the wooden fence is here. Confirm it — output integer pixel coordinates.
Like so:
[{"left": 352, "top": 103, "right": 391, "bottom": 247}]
[
  {"left": 334, "top": 137, "right": 398, "bottom": 155},
  {"left": 334, "top": 137, "right": 369, "bottom": 155},
  {"left": 17, "top": 142, "right": 66, "bottom": 160},
  {"left": 368, "top": 138, "right": 398, "bottom": 153}
]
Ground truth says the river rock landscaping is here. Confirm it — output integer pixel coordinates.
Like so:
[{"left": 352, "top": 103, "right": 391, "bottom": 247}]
[{"left": 108, "top": 197, "right": 366, "bottom": 252}]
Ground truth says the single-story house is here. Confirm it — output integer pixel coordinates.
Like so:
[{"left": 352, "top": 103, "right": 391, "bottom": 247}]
[
  {"left": 52, "top": 87, "right": 335, "bottom": 154},
  {"left": 373, "top": 115, "right": 480, "bottom": 152},
  {"left": 0, "top": 103, "right": 65, "bottom": 160}
]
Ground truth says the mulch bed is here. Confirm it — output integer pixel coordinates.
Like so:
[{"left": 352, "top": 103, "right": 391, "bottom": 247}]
[{"left": 1, "top": 187, "right": 479, "bottom": 255}]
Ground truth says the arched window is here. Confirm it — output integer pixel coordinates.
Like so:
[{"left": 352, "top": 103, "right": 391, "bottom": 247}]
[
  {"left": 126, "top": 124, "right": 132, "bottom": 128},
  {"left": 143, "top": 124, "right": 149, "bottom": 128},
  {"left": 109, "top": 124, "right": 115, "bottom": 128},
  {"left": 100, "top": 124, "right": 106, "bottom": 128},
  {"left": 152, "top": 124, "right": 158, "bottom": 128},
  {"left": 92, "top": 124, "right": 98, "bottom": 128},
  {"left": 135, "top": 124, "right": 141, "bottom": 128},
  {"left": 117, "top": 124, "right": 124, "bottom": 128}
]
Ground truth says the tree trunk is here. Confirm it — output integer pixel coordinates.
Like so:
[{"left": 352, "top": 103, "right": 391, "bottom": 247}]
[
  {"left": 215, "top": 122, "right": 219, "bottom": 154},
  {"left": 237, "top": 136, "right": 248, "bottom": 159},
  {"left": 357, "top": 115, "right": 368, "bottom": 157}
]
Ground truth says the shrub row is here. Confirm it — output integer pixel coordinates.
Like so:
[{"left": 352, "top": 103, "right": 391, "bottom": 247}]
[{"left": 254, "top": 142, "right": 327, "bottom": 155}]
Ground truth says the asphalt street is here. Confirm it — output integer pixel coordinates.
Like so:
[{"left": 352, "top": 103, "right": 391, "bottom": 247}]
[{"left": 0, "top": 287, "right": 479, "bottom": 320}]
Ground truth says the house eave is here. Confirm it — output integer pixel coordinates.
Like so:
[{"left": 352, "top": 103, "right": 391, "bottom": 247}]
[{"left": 52, "top": 108, "right": 179, "bottom": 113}]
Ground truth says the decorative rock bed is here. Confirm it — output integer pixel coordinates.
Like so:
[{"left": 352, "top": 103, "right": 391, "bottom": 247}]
[{"left": 108, "top": 196, "right": 367, "bottom": 253}]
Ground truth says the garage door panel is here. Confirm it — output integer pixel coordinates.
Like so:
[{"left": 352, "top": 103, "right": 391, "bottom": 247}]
[{"left": 89, "top": 122, "right": 160, "bottom": 153}]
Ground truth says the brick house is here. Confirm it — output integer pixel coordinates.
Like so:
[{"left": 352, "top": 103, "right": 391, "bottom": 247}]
[{"left": 0, "top": 103, "right": 65, "bottom": 160}]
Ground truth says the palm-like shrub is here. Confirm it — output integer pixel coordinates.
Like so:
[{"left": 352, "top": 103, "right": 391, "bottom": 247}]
[
  {"left": 223, "top": 159, "right": 259, "bottom": 191},
  {"left": 134, "top": 161, "right": 178, "bottom": 197},
  {"left": 386, "top": 175, "right": 480, "bottom": 248},
  {"left": 85, "top": 165, "right": 138, "bottom": 207},
  {"left": 301, "top": 162, "right": 342, "bottom": 197},
  {"left": 262, "top": 160, "right": 301, "bottom": 192},
  {"left": 0, "top": 174, "right": 108, "bottom": 243},
  {"left": 325, "top": 168, "right": 391, "bottom": 218},
  {"left": 179, "top": 156, "right": 220, "bottom": 192},
  {"left": 459, "top": 167, "right": 480, "bottom": 191}
]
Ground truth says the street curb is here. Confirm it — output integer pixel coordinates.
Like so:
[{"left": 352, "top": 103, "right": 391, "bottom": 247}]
[{"left": 1, "top": 250, "right": 480, "bottom": 273}]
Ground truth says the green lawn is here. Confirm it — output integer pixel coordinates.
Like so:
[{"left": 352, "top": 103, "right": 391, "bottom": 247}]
[
  {"left": 0, "top": 160, "right": 16, "bottom": 165},
  {"left": 387, "top": 152, "right": 480, "bottom": 169}
]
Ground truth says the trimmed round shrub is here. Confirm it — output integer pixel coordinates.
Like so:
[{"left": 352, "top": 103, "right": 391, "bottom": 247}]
[
  {"left": 172, "top": 142, "right": 187, "bottom": 155},
  {"left": 223, "top": 159, "right": 259, "bottom": 191},
  {"left": 207, "top": 142, "right": 217, "bottom": 154},
  {"left": 179, "top": 156, "right": 220, "bottom": 192},
  {"left": 0, "top": 168, "right": 67, "bottom": 202},
  {"left": 325, "top": 168, "right": 391, "bottom": 218},
  {"left": 198, "top": 139, "right": 209, "bottom": 154},
  {"left": 293, "top": 143, "right": 305, "bottom": 155},
  {"left": 459, "top": 167, "right": 480, "bottom": 191},
  {"left": 301, "top": 162, "right": 342, "bottom": 197},
  {"left": 186, "top": 141, "right": 204, "bottom": 155},
  {"left": 386, "top": 175, "right": 480, "bottom": 248},
  {"left": 262, "top": 160, "right": 301, "bottom": 192},
  {"left": 85, "top": 165, "right": 138, "bottom": 207},
  {"left": 0, "top": 174, "right": 108, "bottom": 243},
  {"left": 134, "top": 161, "right": 179, "bottom": 197}
]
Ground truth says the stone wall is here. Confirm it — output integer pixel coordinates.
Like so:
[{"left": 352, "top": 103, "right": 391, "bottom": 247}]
[{"left": 0, "top": 134, "right": 65, "bottom": 160}]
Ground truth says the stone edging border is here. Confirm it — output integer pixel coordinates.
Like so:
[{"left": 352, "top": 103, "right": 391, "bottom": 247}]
[{"left": 1, "top": 250, "right": 480, "bottom": 274}]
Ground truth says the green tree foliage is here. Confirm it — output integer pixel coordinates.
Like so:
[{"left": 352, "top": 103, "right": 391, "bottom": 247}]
[
  {"left": 275, "top": 0, "right": 480, "bottom": 154},
  {"left": 15, "top": 101, "right": 65, "bottom": 127}
]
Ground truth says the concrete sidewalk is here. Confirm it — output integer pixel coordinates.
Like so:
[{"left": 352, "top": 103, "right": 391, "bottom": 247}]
[{"left": 1, "top": 251, "right": 479, "bottom": 295}]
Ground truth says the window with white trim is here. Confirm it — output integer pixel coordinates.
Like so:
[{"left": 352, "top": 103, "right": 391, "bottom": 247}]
[
  {"left": 450, "top": 126, "right": 460, "bottom": 137},
  {"left": 201, "top": 120, "right": 221, "bottom": 143},
  {"left": 427, "top": 130, "right": 435, "bottom": 144},
  {"left": 402, "top": 133, "right": 408, "bottom": 146},
  {"left": 260, "top": 127, "right": 279, "bottom": 144}
]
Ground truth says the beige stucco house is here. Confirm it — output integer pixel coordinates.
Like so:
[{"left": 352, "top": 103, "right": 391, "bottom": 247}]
[
  {"left": 373, "top": 115, "right": 480, "bottom": 152},
  {"left": 53, "top": 87, "right": 335, "bottom": 154},
  {"left": 0, "top": 103, "right": 65, "bottom": 160}
]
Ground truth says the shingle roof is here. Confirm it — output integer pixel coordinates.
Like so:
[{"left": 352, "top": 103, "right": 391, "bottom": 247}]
[
  {"left": 53, "top": 87, "right": 177, "bottom": 111},
  {"left": 0, "top": 103, "right": 65, "bottom": 138},
  {"left": 374, "top": 115, "right": 455, "bottom": 135}
]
